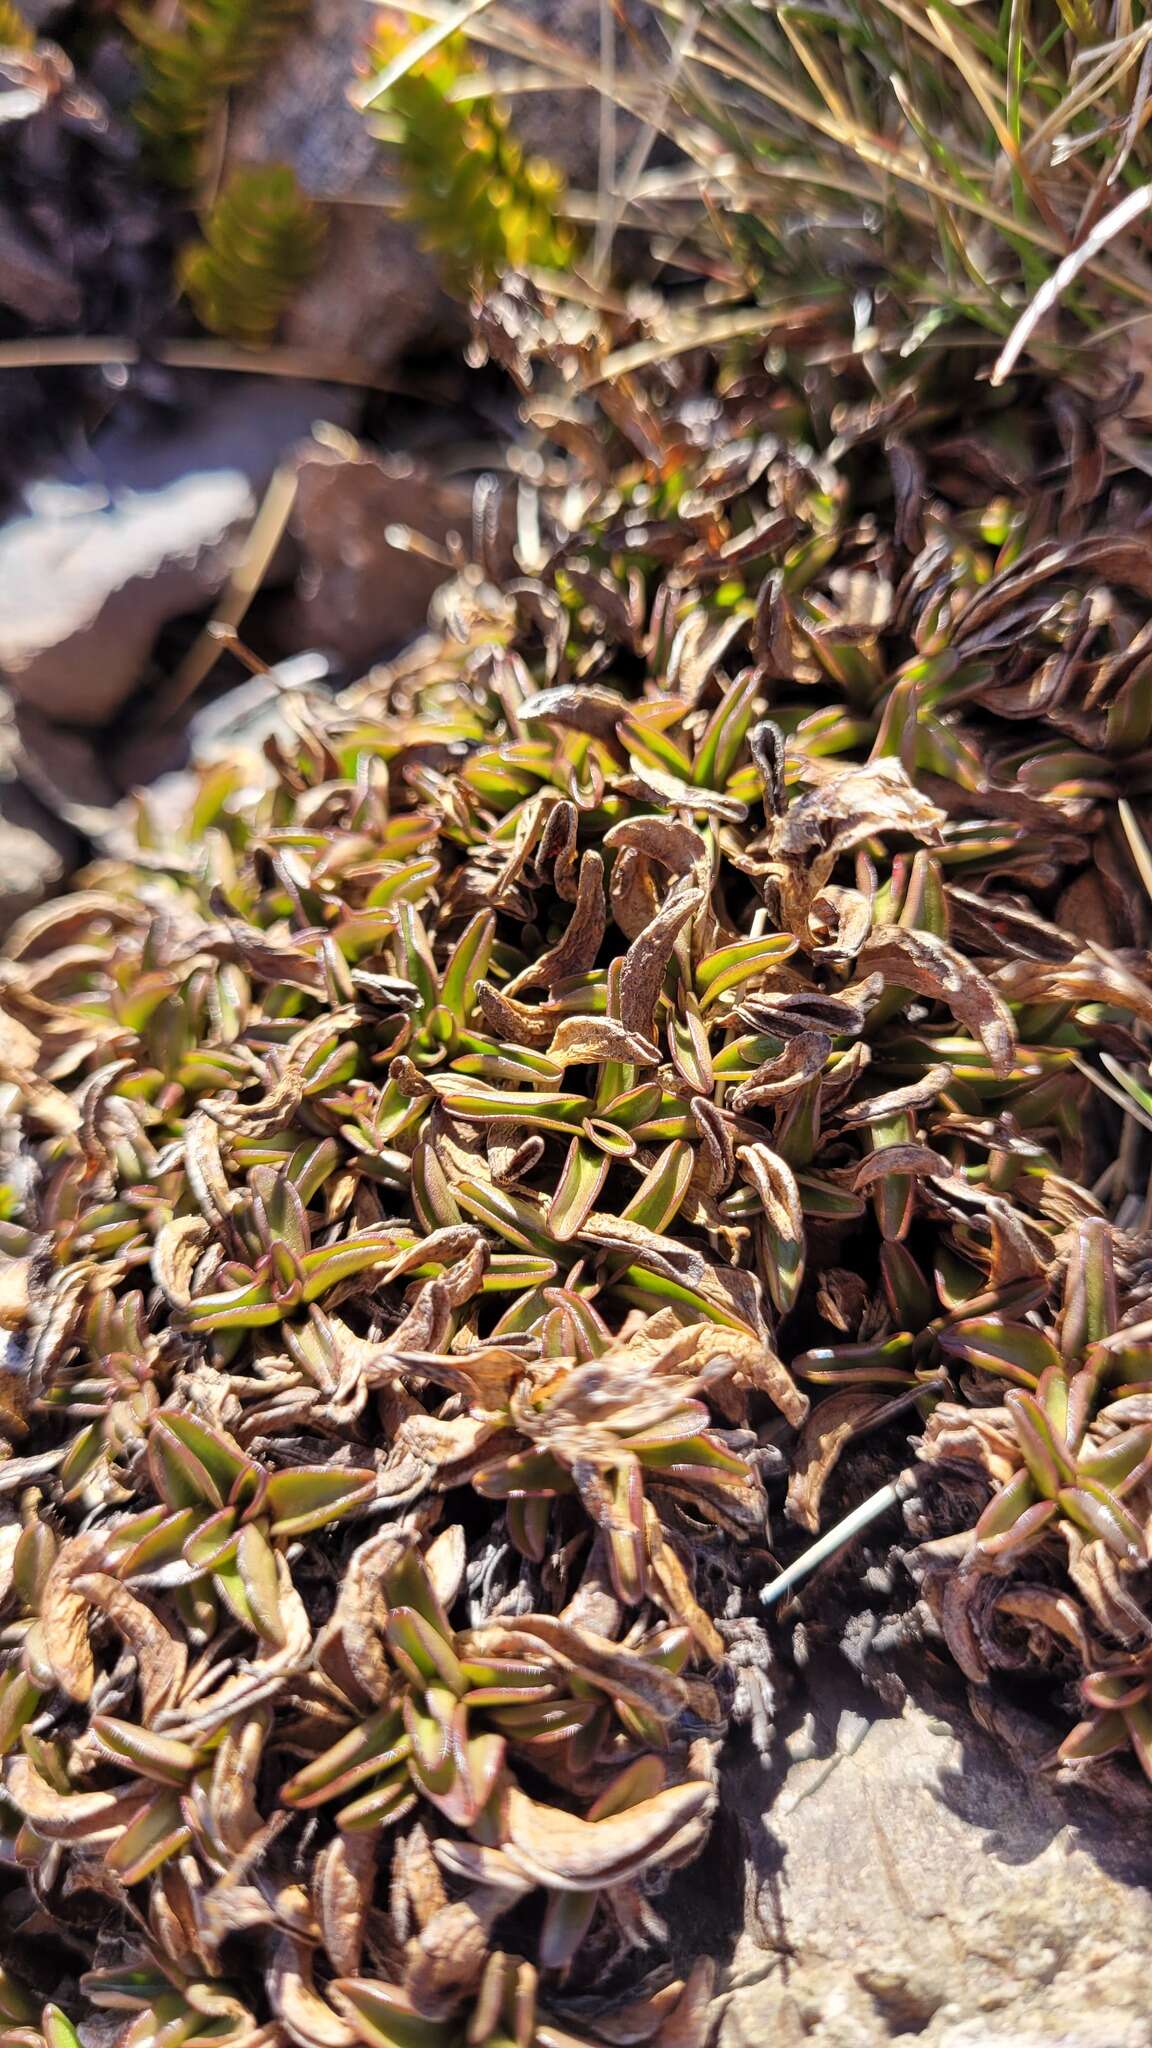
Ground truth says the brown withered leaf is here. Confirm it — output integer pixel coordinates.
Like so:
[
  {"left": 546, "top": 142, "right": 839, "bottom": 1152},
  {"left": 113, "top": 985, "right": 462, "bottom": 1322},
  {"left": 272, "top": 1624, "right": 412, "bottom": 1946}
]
[
  {"left": 643, "top": 1501, "right": 725, "bottom": 1661},
  {"left": 997, "top": 947, "right": 1152, "bottom": 1031},
  {"left": 604, "top": 814, "right": 712, "bottom": 884},
  {"left": 957, "top": 534, "right": 1152, "bottom": 637},
  {"left": 314, "top": 1529, "right": 415, "bottom": 1705},
  {"left": 519, "top": 683, "right": 630, "bottom": 746},
  {"left": 617, "top": 882, "right": 702, "bottom": 1038},
  {"left": 403, "top": 1897, "right": 493, "bottom": 2018},
  {"left": 207, "top": 1010, "right": 361, "bottom": 1133},
  {"left": 1065, "top": 1532, "right": 1152, "bottom": 1647},
  {"left": 39, "top": 1532, "right": 108, "bottom": 1702},
  {"left": 269, "top": 1937, "right": 359, "bottom": 2048},
  {"left": 786, "top": 1388, "right": 895, "bottom": 1532},
  {"left": 609, "top": 843, "right": 663, "bottom": 940},
  {"left": 471, "top": 1613, "right": 691, "bottom": 1722},
  {"left": 993, "top": 1585, "right": 1098, "bottom": 1668},
  {"left": 474, "top": 980, "right": 559, "bottom": 1047},
  {"left": 5, "top": 1757, "right": 141, "bottom": 1841},
  {"left": 857, "top": 925, "right": 1016, "bottom": 1074},
  {"left": 838, "top": 1064, "right": 953, "bottom": 1126},
  {"left": 503, "top": 1779, "right": 716, "bottom": 1890},
  {"left": 773, "top": 759, "right": 946, "bottom": 878},
  {"left": 731, "top": 1031, "right": 831, "bottom": 1108},
  {"left": 987, "top": 1198, "right": 1051, "bottom": 1287},
  {"left": 152, "top": 1212, "right": 214, "bottom": 1311},
  {"left": 73, "top": 1574, "right": 188, "bottom": 1719},
  {"left": 815, "top": 1268, "right": 870, "bottom": 1334},
  {"left": 512, "top": 849, "right": 606, "bottom": 993},
  {"left": 852, "top": 1145, "right": 950, "bottom": 1190},
  {"left": 183, "top": 1109, "right": 236, "bottom": 1230},
  {"left": 547, "top": 1015, "right": 662, "bottom": 1065}
]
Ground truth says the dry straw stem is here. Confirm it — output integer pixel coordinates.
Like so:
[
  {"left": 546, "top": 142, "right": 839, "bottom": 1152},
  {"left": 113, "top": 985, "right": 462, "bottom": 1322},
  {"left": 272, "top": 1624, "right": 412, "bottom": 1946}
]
[
  {"left": 993, "top": 181, "right": 1152, "bottom": 378},
  {"left": 158, "top": 462, "right": 300, "bottom": 718},
  {"left": 0, "top": 334, "right": 425, "bottom": 390}
]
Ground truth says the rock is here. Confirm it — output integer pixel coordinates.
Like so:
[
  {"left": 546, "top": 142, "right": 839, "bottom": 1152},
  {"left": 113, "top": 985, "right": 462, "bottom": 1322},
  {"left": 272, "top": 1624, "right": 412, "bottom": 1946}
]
[
  {"left": 283, "top": 433, "right": 517, "bottom": 670},
  {"left": 0, "top": 379, "right": 353, "bottom": 727},
  {"left": 224, "top": 0, "right": 660, "bottom": 372},
  {"left": 0, "top": 700, "right": 77, "bottom": 931},
  {"left": 717, "top": 1661, "right": 1152, "bottom": 2048},
  {"left": 0, "top": 780, "right": 77, "bottom": 930},
  {"left": 12, "top": 701, "right": 122, "bottom": 831},
  {"left": 77, "top": 657, "right": 337, "bottom": 864},
  {"left": 0, "top": 203, "right": 81, "bottom": 324},
  {"left": 17, "top": 0, "right": 69, "bottom": 28},
  {"left": 222, "top": 0, "right": 450, "bottom": 372}
]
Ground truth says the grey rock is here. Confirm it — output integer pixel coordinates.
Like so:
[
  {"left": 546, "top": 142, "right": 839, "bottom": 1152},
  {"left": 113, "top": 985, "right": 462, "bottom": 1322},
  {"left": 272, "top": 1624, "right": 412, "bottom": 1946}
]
[
  {"left": 282, "top": 435, "right": 517, "bottom": 671},
  {"left": 0, "top": 380, "right": 353, "bottom": 727},
  {"left": 0, "top": 703, "right": 77, "bottom": 932},
  {"left": 15, "top": 0, "right": 68, "bottom": 28},
  {"left": 717, "top": 1666, "right": 1152, "bottom": 2048}
]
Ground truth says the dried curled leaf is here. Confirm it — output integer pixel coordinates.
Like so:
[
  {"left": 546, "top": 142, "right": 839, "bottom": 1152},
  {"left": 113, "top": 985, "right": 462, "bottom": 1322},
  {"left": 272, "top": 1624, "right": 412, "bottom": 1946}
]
[{"left": 857, "top": 927, "right": 1016, "bottom": 1075}]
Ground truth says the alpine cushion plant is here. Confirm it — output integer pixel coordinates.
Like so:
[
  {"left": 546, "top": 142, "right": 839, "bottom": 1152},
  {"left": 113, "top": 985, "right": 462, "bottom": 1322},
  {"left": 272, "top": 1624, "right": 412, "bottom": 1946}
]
[{"left": 3, "top": 281, "right": 1152, "bottom": 2046}]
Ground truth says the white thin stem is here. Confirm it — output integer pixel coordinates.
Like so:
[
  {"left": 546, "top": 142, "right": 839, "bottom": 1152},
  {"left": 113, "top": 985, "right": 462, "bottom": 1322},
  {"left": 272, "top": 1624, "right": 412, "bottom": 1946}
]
[{"left": 762, "top": 1471, "right": 917, "bottom": 1609}]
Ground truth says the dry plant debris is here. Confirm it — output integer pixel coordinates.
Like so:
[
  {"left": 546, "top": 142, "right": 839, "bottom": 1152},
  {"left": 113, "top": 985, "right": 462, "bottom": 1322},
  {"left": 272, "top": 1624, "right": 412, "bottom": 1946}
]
[{"left": 1, "top": 294, "right": 1152, "bottom": 2039}]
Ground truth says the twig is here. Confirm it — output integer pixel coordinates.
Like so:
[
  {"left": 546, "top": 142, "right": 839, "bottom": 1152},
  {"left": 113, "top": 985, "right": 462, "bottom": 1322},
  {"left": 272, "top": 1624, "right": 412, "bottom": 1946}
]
[
  {"left": 154, "top": 463, "right": 300, "bottom": 724},
  {"left": 992, "top": 182, "right": 1152, "bottom": 384},
  {"left": 762, "top": 1471, "right": 919, "bottom": 1609},
  {"left": 0, "top": 336, "right": 404, "bottom": 391}
]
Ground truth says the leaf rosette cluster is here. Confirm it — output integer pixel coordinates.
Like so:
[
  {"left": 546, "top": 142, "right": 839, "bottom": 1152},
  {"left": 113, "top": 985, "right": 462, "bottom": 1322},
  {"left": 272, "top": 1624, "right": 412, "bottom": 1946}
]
[{"left": 0, "top": 296, "right": 1151, "bottom": 2037}]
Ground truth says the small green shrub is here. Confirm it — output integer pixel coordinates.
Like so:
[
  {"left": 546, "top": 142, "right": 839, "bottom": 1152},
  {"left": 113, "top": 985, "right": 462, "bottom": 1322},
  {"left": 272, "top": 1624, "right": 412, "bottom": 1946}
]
[
  {"left": 177, "top": 163, "right": 325, "bottom": 346},
  {"left": 364, "top": 12, "right": 577, "bottom": 291},
  {"left": 122, "top": 0, "right": 307, "bottom": 186},
  {"left": 0, "top": 3, "right": 34, "bottom": 48}
]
